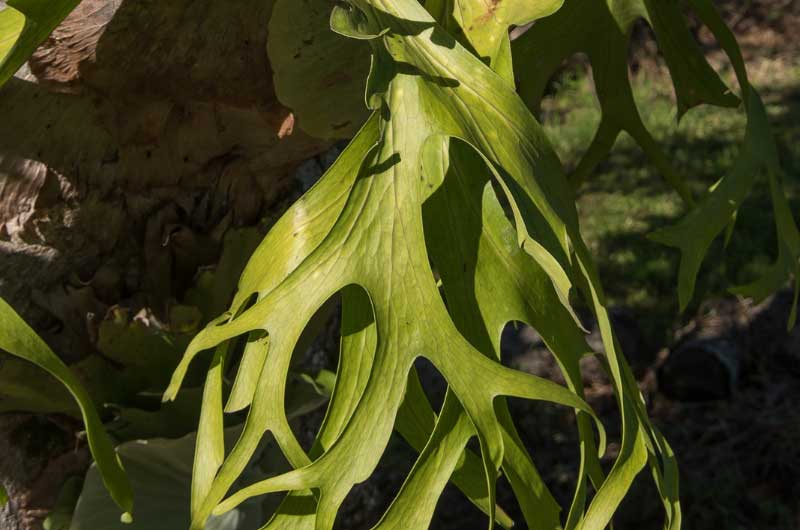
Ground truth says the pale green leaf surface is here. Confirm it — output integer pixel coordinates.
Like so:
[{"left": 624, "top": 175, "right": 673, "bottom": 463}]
[
  {"left": 263, "top": 288, "right": 512, "bottom": 529},
  {"left": 419, "top": 136, "right": 606, "bottom": 528},
  {"left": 191, "top": 345, "right": 227, "bottom": 523},
  {"left": 161, "top": 2, "right": 682, "bottom": 530},
  {"left": 2, "top": 0, "right": 779, "bottom": 528},
  {"left": 0, "top": 7, "right": 24, "bottom": 67},
  {"left": 222, "top": 113, "right": 382, "bottom": 413},
  {"left": 0, "top": 0, "right": 80, "bottom": 86},
  {"left": 356, "top": 8, "right": 655, "bottom": 526},
  {"left": 424, "top": 0, "right": 563, "bottom": 76}
]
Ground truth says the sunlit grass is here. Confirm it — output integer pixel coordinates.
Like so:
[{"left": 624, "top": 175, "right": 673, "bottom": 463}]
[{"left": 541, "top": 59, "right": 800, "bottom": 340}]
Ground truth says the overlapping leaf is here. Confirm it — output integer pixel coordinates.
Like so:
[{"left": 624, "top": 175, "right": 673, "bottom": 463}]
[
  {"left": 0, "top": 297, "right": 134, "bottom": 521},
  {"left": 69, "top": 429, "right": 265, "bottom": 530},
  {"left": 513, "top": 0, "right": 737, "bottom": 198},
  {"left": 163, "top": 1, "right": 686, "bottom": 529},
  {"left": 267, "top": 0, "right": 371, "bottom": 139},
  {"left": 0, "top": 0, "right": 790, "bottom": 528},
  {"left": 514, "top": 0, "right": 798, "bottom": 320},
  {"left": 648, "top": 0, "right": 800, "bottom": 319}
]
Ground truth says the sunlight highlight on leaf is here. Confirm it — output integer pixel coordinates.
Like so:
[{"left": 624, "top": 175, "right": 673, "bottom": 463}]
[{"left": 0, "top": 0, "right": 82, "bottom": 86}]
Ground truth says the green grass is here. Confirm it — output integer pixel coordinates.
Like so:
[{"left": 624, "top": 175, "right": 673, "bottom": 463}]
[{"left": 540, "top": 59, "right": 800, "bottom": 342}]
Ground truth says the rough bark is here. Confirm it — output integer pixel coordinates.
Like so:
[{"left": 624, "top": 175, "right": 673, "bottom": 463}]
[
  {"left": 0, "top": 2, "right": 331, "bottom": 527},
  {"left": 0, "top": 0, "right": 328, "bottom": 339}
]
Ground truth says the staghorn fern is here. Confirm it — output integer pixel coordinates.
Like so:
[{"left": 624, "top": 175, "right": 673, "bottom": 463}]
[
  {"left": 513, "top": 0, "right": 799, "bottom": 319},
  {"left": 1, "top": 0, "right": 797, "bottom": 528},
  {"left": 163, "top": 0, "right": 798, "bottom": 528},
  {"left": 165, "top": 1, "right": 683, "bottom": 528}
]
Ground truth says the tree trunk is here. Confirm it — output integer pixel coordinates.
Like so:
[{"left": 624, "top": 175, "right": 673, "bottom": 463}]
[
  {"left": 0, "top": 0, "right": 332, "bottom": 342},
  {"left": 0, "top": 2, "right": 331, "bottom": 527}
]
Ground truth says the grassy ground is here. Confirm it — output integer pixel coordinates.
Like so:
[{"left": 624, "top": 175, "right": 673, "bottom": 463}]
[
  {"left": 534, "top": 55, "right": 800, "bottom": 529},
  {"left": 540, "top": 56, "right": 800, "bottom": 344}
]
